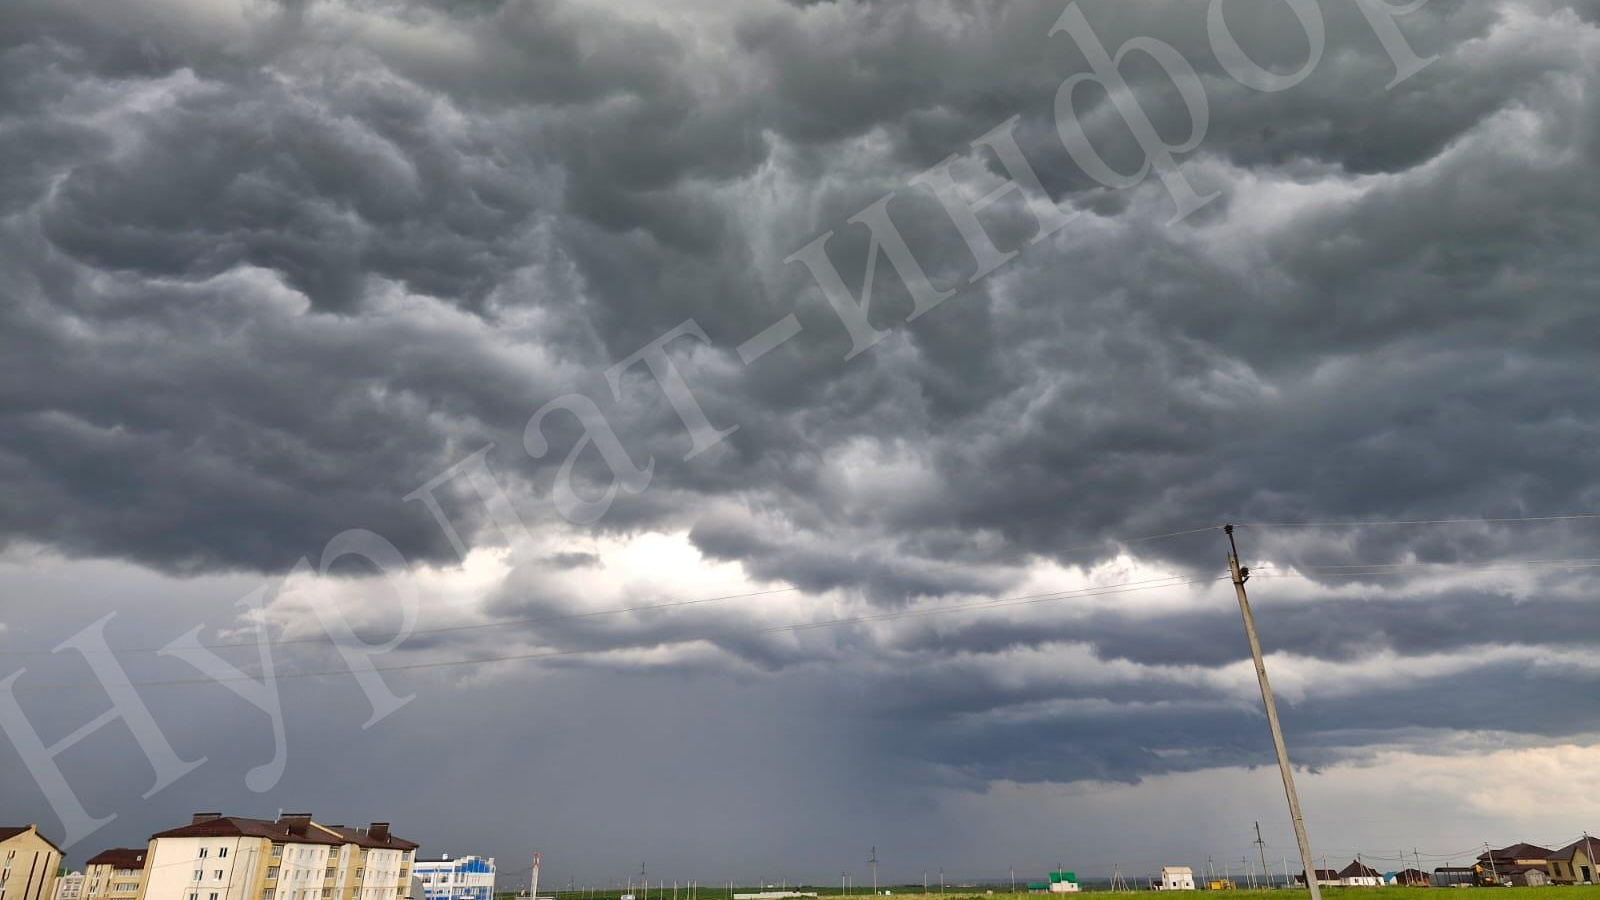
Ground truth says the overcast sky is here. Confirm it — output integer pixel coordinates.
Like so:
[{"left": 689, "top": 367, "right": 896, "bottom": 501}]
[{"left": 4, "top": 0, "right": 1600, "bottom": 887}]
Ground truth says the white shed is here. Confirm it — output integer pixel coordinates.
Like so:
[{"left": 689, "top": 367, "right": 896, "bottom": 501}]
[{"left": 1157, "top": 867, "right": 1195, "bottom": 891}]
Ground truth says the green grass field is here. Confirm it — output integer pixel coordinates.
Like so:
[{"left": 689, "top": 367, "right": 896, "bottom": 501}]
[{"left": 507, "top": 887, "right": 1600, "bottom": 900}]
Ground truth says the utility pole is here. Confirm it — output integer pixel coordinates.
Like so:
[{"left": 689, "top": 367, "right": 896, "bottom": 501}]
[
  {"left": 924, "top": 872, "right": 928, "bottom": 894},
  {"left": 1256, "top": 823, "right": 1270, "bottom": 889},
  {"left": 531, "top": 855, "right": 543, "bottom": 900},
  {"left": 1226, "top": 525, "right": 1321, "bottom": 900},
  {"left": 1483, "top": 845, "right": 1498, "bottom": 885},
  {"left": 1009, "top": 869, "right": 1015, "bottom": 895},
  {"left": 870, "top": 848, "right": 878, "bottom": 897},
  {"left": 939, "top": 869, "right": 945, "bottom": 895},
  {"left": 1415, "top": 850, "right": 1425, "bottom": 886}
]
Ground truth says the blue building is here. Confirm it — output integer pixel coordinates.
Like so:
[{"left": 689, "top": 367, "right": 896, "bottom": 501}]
[{"left": 412, "top": 855, "right": 496, "bottom": 900}]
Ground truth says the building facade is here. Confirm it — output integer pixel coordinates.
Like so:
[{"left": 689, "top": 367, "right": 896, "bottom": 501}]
[
  {"left": 410, "top": 857, "right": 494, "bottom": 900},
  {"left": 1, "top": 825, "right": 63, "bottom": 900},
  {"left": 1156, "top": 867, "right": 1194, "bottom": 890},
  {"left": 139, "top": 814, "right": 416, "bottom": 900},
  {"left": 1547, "top": 836, "right": 1598, "bottom": 885},
  {"left": 84, "top": 849, "right": 146, "bottom": 900},
  {"left": 52, "top": 874, "right": 83, "bottom": 900}
]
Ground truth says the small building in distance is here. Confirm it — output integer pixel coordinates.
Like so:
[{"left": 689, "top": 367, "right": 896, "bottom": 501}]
[
  {"left": 412, "top": 855, "right": 495, "bottom": 900},
  {"left": 1294, "top": 870, "right": 1338, "bottom": 888},
  {"left": 1431, "top": 867, "right": 1476, "bottom": 888},
  {"left": 0, "top": 825, "right": 64, "bottom": 900},
  {"left": 1025, "top": 883, "right": 1049, "bottom": 894},
  {"left": 1386, "top": 869, "right": 1428, "bottom": 887},
  {"left": 1546, "top": 836, "right": 1599, "bottom": 885},
  {"left": 1477, "top": 843, "right": 1553, "bottom": 880},
  {"left": 1337, "top": 861, "right": 1383, "bottom": 887},
  {"left": 1046, "top": 872, "right": 1079, "bottom": 893},
  {"left": 1156, "top": 867, "right": 1194, "bottom": 891},
  {"left": 52, "top": 872, "right": 84, "bottom": 900},
  {"left": 83, "top": 848, "right": 146, "bottom": 900},
  {"left": 1500, "top": 866, "right": 1550, "bottom": 887}
]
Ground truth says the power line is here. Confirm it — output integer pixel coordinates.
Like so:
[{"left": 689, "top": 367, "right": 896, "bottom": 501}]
[
  {"left": 1252, "top": 560, "right": 1600, "bottom": 579},
  {"left": 1235, "top": 514, "right": 1600, "bottom": 529},
  {"left": 12, "top": 574, "right": 1227, "bottom": 692},
  {"left": 1256, "top": 556, "right": 1600, "bottom": 571}
]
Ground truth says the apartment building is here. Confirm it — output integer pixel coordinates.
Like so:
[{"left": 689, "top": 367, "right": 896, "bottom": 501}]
[
  {"left": 140, "top": 814, "right": 416, "bottom": 900},
  {"left": 51, "top": 874, "right": 83, "bottom": 900},
  {"left": 410, "top": 857, "right": 494, "bottom": 900},
  {"left": 1, "top": 825, "right": 63, "bottom": 900},
  {"left": 83, "top": 849, "right": 146, "bottom": 900}
]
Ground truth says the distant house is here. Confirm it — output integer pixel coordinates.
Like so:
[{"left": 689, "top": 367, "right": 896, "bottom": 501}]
[
  {"left": 1431, "top": 867, "right": 1476, "bottom": 888},
  {"left": 1546, "top": 836, "right": 1599, "bottom": 885},
  {"left": 1294, "top": 870, "right": 1339, "bottom": 888},
  {"left": 1337, "top": 861, "right": 1384, "bottom": 887},
  {"left": 1387, "top": 869, "right": 1428, "bottom": 887},
  {"left": 1500, "top": 866, "right": 1550, "bottom": 887},
  {"left": 1025, "top": 883, "right": 1050, "bottom": 894},
  {"left": 1478, "top": 843, "right": 1553, "bottom": 879},
  {"left": 1047, "top": 871, "right": 1079, "bottom": 893},
  {"left": 1156, "top": 868, "right": 1194, "bottom": 891}
]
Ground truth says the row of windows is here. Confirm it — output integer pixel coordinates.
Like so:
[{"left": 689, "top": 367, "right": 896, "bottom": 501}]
[
  {"left": 197, "top": 849, "right": 230, "bottom": 860},
  {"left": 193, "top": 871, "right": 226, "bottom": 882}
]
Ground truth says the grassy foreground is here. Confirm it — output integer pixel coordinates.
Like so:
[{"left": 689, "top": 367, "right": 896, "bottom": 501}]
[{"left": 511, "top": 888, "right": 1600, "bottom": 900}]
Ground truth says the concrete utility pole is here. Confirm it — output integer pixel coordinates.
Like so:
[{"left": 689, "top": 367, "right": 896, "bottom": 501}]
[
  {"left": 1483, "top": 845, "right": 1499, "bottom": 885},
  {"left": 870, "top": 848, "right": 878, "bottom": 897},
  {"left": 1226, "top": 525, "right": 1321, "bottom": 900},
  {"left": 939, "top": 870, "right": 945, "bottom": 895},
  {"left": 531, "top": 854, "right": 542, "bottom": 900},
  {"left": 1009, "top": 869, "right": 1015, "bottom": 894},
  {"left": 1256, "top": 823, "right": 1271, "bottom": 889}
]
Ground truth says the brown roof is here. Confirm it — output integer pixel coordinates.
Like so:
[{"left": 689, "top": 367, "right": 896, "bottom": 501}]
[
  {"left": 1548, "top": 836, "right": 1600, "bottom": 861},
  {"left": 0, "top": 825, "right": 63, "bottom": 854},
  {"left": 1482, "top": 843, "right": 1554, "bottom": 862},
  {"left": 1336, "top": 861, "right": 1382, "bottom": 879},
  {"left": 85, "top": 849, "right": 147, "bottom": 870},
  {"left": 311, "top": 824, "right": 419, "bottom": 852},
  {"left": 152, "top": 816, "right": 342, "bottom": 846}
]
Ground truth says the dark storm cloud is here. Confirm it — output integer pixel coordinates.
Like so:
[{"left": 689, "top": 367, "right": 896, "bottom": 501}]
[{"left": 4, "top": 0, "right": 1600, "bottom": 868}]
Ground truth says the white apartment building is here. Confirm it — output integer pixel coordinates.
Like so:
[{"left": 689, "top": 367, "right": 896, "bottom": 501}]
[
  {"left": 51, "top": 874, "right": 82, "bottom": 900},
  {"left": 410, "top": 857, "right": 494, "bottom": 900}
]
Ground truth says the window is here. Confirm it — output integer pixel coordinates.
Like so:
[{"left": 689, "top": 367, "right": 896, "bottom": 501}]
[
  {"left": 220, "top": 848, "right": 229, "bottom": 859},
  {"left": 200, "top": 849, "right": 210, "bottom": 859},
  {"left": 210, "top": 893, "right": 219, "bottom": 900},
  {"left": 268, "top": 868, "right": 280, "bottom": 880},
  {"left": 189, "top": 893, "right": 198, "bottom": 900},
  {"left": 195, "top": 871, "right": 204, "bottom": 882},
  {"left": 272, "top": 848, "right": 283, "bottom": 859},
  {"left": 264, "top": 891, "right": 275, "bottom": 900},
  {"left": 215, "top": 872, "right": 225, "bottom": 881}
]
